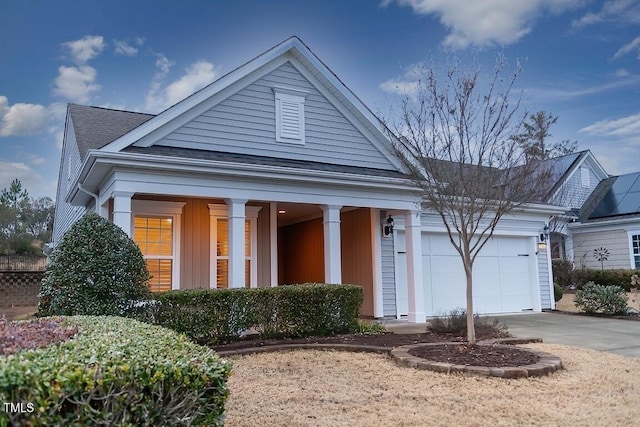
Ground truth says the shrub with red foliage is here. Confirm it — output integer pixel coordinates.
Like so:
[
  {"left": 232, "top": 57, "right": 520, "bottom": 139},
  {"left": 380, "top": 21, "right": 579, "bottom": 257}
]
[{"left": 0, "top": 317, "right": 77, "bottom": 355}]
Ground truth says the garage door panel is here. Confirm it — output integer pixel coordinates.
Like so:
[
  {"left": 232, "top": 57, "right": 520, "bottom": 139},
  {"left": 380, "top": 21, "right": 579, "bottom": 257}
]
[
  {"left": 498, "top": 237, "right": 528, "bottom": 255},
  {"left": 474, "top": 257, "right": 499, "bottom": 274},
  {"left": 425, "top": 234, "right": 458, "bottom": 255},
  {"left": 420, "top": 232, "right": 535, "bottom": 315},
  {"left": 473, "top": 273, "right": 500, "bottom": 296},
  {"left": 430, "top": 255, "right": 462, "bottom": 274},
  {"left": 430, "top": 274, "right": 465, "bottom": 296},
  {"left": 500, "top": 256, "right": 529, "bottom": 273},
  {"left": 473, "top": 296, "right": 502, "bottom": 313}
]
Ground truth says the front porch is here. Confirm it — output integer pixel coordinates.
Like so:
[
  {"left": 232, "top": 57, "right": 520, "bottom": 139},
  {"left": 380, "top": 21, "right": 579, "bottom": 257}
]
[{"left": 101, "top": 193, "right": 425, "bottom": 320}]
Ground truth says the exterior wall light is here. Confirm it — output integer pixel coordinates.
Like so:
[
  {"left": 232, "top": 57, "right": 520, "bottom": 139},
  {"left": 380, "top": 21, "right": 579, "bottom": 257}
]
[{"left": 384, "top": 215, "right": 394, "bottom": 236}]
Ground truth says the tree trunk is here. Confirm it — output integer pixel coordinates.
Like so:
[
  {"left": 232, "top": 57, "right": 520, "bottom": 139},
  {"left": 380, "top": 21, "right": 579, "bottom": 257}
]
[{"left": 465, "top": 263, "right": 476, "bottom": 345}]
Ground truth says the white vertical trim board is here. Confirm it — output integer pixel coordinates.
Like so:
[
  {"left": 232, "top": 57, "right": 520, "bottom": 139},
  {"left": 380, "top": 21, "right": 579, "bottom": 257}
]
[
  {"left": 208, "top": 204, "right": 262, "bottom": 289},
  {"left": 370, "top": 208, "right": 384, "bottom": 318}
]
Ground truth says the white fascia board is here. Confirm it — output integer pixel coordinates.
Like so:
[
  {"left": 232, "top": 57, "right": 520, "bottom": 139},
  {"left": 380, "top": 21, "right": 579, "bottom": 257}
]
[
  {"left": 568, "top": 217, "right": 640, "bottom": 232},
  {"left": 95, "top": 151, "right": 416, "bottom": 189},
  {"left": 71, "top": 150, "right": 421, "bottom": 206},
  {"left": 109, "top": 170, "right": 419, "bottom": 211}
]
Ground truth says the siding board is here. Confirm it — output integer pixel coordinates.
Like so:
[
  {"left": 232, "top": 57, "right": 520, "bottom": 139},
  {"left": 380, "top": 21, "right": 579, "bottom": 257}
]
[
  {"left": 571, "top": 229, "right": 631, "bottom": 269},
  {"left": 156, "top": 62, "right": 397, "bottom": 171},
  {"left": 52, "top": 116, "right": 87, "bottom": 246}
]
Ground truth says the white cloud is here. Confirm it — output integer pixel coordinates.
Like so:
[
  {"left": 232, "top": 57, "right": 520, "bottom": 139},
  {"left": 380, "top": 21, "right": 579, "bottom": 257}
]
[
  {"left": 145, "top": 59, "right": 218, "bottom": 112},
  {"left": 0, "top": 96, "right": 51, "bottom": 137},
  {"left": 113, "top": 38, "right": 144, "bottom": 56},
  {"left": 525, "top": 74, "right": 640, "bottom": 101},
  {"left": 573, "top": 0, "right": 640, "bottom": 27},
  {"left": 0, "top": 161, "right": 54, "bottom": 199},
  {"left": 387, "top": 0, "right": 584, "bottom": 48},
  {"left": 614, "top": 36, "right": 640, "bottom": 59},
  {"left": 380, "top": 62, "right": 426, "bottom": 96},
  {"left": 62, "top": 35, "right": 105, "bottom": 64},
  {"left": 579, "top": 112, "right": 640, "bottom": 138},
  {"left": 165, "top": 61, "right": 218, "bottom": 105},
  {"left": 52, "top": 65, "right": 101, "bottom": 103}
]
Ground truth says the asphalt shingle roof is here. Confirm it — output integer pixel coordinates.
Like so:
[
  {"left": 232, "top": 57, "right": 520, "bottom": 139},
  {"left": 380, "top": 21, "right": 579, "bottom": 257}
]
[{"left": 68, "top": 104, "right": 154, "bottom": 160}]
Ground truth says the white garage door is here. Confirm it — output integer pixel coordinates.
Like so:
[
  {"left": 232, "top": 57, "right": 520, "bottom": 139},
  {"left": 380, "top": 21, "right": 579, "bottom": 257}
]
[{"left": 423, "top": 233, "right": 535, "bottom": 315}]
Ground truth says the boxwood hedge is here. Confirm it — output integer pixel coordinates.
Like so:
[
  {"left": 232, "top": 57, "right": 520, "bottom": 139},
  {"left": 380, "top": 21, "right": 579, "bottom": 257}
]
[
  {"left": 152, "top": 283, "right": 363, "bottom": 345},
  {"left": 0, "top": 316, "right": 231, "bottom": 426}
]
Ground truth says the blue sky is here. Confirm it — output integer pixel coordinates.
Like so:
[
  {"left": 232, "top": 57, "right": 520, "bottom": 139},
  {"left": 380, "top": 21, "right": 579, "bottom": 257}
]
[{"left": 1, "top": 0, "right": 639, "bottom": 199}]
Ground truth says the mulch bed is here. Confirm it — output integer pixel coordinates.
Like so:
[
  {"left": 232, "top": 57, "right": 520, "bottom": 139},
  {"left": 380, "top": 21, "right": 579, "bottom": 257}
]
[
  {"left": 408, "top": 343, "right": 540, "bottom": 367},
  {"left": 210, "top": 330, "right": 501, "bottom": 352}
]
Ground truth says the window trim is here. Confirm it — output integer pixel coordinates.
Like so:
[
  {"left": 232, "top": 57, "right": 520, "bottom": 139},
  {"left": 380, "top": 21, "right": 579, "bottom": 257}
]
[
  {"left": 208, "top": 204, "right": 261, "bottom": 289},
  {"left": 273, "top": 86, "right": 308, "bottom": 145},
  {"left": 132, "top": 200, "right": 185, "bottom": 291},
  {"left": 628, "top": 230, "right": 640, "bottom": 269}
]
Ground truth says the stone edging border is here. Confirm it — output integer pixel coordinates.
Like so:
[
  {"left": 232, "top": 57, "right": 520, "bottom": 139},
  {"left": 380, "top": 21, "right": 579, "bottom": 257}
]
[{"left": 391, "top": 339, "right": 562, "bottom": 378}]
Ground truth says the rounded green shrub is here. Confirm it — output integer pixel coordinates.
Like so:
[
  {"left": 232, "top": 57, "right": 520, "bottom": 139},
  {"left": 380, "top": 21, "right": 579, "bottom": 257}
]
[
  {"left": 553, "top": 282, "right": 563, "bottom": 302},
  {"left": 0, "top": 316, "right": 231, "bottom": 426},
  {"left": 574, "top": 281, "right": 628, "bottom": 315},
  {"left": 38, "top": 213, "right": 151, "bottom": 319}
]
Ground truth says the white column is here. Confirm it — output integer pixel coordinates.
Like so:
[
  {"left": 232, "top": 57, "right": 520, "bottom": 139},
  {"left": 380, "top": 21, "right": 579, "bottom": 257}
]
[
  {"left": 322, "top": 205, "right": 342, "bottom": 284},
  {"left": 371, "top": 209, "right": 384, "bottom": 318},
  {"left": 112, "top": 191, "right": 134, "bottom": 237},
  {"left": 226, "top": 199, "right": 247, "bottom": 288},
  {"left": 405, "top": 210, "right": 425, "bottom": 323},
  {"left": 269, "top": 202, "right": 278, "bottom": 287}
]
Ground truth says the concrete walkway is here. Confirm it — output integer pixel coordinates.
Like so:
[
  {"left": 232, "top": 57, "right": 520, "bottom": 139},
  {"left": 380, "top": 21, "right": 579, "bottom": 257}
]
[{"left": 385, "top": 312, "right": 640, "bottom": 358}]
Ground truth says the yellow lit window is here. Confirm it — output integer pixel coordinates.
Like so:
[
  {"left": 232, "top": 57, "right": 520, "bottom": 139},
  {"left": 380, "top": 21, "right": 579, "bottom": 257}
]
[{"left": 134, "top": 216, "right": 173, "bottom": 292}]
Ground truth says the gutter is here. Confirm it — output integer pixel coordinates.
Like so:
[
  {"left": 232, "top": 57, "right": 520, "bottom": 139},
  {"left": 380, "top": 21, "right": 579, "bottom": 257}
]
[{"left": 77, "top": 183, "right": 99, "bottom": 207}]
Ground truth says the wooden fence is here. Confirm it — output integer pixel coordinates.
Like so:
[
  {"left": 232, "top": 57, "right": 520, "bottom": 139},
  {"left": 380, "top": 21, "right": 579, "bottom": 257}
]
[{"left": 0, "top": 255, "right": 47, "bottom": 272}]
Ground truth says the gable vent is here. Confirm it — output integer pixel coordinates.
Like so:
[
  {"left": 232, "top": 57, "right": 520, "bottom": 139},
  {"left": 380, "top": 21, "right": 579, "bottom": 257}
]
[{"left": 274, "top": 87, "right": 307, "bottom": 145}]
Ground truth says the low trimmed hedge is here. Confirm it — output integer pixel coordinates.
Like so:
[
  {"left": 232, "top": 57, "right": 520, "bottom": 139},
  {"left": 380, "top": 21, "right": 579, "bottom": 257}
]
[
  {"left": 152, "top": 283, "right": 363, "bottom": 345},
  {"left": 0, "top": 316, "right": 231, "bottom": 426},
  {"left": 551, "top": 260, "right": 640, "bottom": 292}
]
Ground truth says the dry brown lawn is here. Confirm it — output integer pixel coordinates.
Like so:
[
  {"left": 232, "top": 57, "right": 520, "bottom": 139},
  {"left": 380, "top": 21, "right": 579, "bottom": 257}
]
[{"left": 225, "top": 344, "right": 640, "bottom": 426}]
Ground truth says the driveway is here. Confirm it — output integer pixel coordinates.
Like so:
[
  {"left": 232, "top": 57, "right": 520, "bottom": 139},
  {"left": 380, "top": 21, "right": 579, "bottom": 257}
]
[{"left": 493, "top": 312, "right": 640, "bottom": 358}]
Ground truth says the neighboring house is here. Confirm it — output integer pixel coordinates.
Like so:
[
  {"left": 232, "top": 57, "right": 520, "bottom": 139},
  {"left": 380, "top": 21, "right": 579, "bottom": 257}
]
[
  {"left": 543, "top": 149, "right": 640, "bottom": 271},
  {"left": 52, "top": 37, "right": 562, "bottom": 322},
  {"left": 569, "top": 172, "right": 640, "bottom": 270},
  {"left": 542, "top": 150, "right": 609, "bottom": 261}
]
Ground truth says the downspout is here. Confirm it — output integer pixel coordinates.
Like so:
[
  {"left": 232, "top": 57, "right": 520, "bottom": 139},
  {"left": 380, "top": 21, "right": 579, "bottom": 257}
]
[{"left": 77, "top": 183, "right": 99, "bottom": 211}]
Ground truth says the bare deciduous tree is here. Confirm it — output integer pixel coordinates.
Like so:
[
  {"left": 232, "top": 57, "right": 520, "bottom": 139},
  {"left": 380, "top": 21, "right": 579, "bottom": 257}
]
[{"left": 387, "top": 56, "right": 553, "bottom": 344}]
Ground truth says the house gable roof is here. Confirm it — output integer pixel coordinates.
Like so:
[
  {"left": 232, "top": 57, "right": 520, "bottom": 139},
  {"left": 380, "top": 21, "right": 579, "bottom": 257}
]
[
  {"left": 68, "top": 104, "right": 154, "bottom": 160},
  {"left": 541, "top": 150, "right": 609, "bottom": 203},
  {"left": 97, "top": 36, "right": 403, "bottom": 171}
]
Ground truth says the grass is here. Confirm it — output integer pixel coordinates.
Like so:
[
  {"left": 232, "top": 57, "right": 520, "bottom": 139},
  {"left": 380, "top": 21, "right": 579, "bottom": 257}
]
[{"left": 224, "top": 344, "right": 640, "bottom": 426}]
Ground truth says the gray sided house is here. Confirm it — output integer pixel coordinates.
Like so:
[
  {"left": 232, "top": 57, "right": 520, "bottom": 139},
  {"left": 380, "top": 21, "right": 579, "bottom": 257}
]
[
  {"left": 52, "top": 37, "right": 561, "bottom": 322},
  {"left": 544, "top": 149, "right": 640, "bottom": 271}
]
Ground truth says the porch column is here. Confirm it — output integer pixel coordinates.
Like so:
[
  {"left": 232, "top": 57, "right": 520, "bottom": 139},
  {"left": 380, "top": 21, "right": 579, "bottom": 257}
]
[
  {"left": 226, "top": 199, "right": 247, "bottom": 288},
  {"left": 112, "top": 191, "right": 133, "bottom": 237},
  {"left": 405, "top": 210, "right": 426, "bottom": 323},
  {"left": 371, "top": 209, "right": 384, "bottom": 318},
  {"left": 269, "top": 202, "right": 278, "bottom": 287},
  {"left": 322, "top": 205, "right": 342, "bottom": 284}
]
